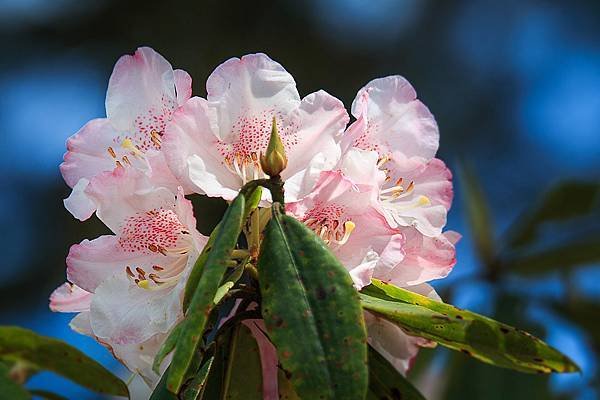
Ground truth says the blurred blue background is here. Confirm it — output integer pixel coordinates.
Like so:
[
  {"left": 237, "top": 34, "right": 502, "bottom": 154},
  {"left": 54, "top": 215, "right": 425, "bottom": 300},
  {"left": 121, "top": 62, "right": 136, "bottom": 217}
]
[{"left": 0, "top": 0, "right": 598, "bottom": 399}]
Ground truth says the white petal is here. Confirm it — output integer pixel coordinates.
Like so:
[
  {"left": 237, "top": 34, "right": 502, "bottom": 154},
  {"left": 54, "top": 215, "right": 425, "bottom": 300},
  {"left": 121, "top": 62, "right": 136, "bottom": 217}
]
[
  {"left": 90, "top": 275, "right": 183, "bottom": 345},
  {"left": 63, "top": 178, "right": 96, "bottom": 221},
  {"left": 346, "top": 76, "right": 439, "bottom": 160},
  {"left": 106, "top": 47, "right": 178, "bottom": 136},
  {"left": 207, "top": 53, "right": 300, "bottom": 142}
]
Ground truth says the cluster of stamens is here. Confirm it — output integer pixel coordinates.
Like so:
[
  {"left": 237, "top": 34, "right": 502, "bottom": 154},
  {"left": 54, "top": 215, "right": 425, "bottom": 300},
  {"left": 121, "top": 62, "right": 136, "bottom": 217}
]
[
  {"left": 377, "top": 155, "right": 430, "bottom": 208},
  {"left": 106, "top": 137, "right": 148, "bottom": 169},
  {"left": 124, "top": 236, "right": 192, "bottom": 290},
  {"left": 304, "top": 216, "right": 356, "bottom": 247},
  {"left": 223, "top": 152, "right": 265, "bottom": 184}
]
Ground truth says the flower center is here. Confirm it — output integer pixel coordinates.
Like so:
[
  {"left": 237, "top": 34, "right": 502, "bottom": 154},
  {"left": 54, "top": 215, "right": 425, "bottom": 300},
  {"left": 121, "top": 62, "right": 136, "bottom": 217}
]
[
  {"left": 106, "top": 95, "right": 177, "bottom": 168},
  {"left": 378, "top": 156, "right": 430, "bottom": 209},
  {"left": 216, "top": 111, "right": 299, "bottom": 183},
  {"left": 118, "top": 208, "right": 192, "bottom": 290},
  {"left": 302, "top": 202, "right": 356, "bottom": 246}
]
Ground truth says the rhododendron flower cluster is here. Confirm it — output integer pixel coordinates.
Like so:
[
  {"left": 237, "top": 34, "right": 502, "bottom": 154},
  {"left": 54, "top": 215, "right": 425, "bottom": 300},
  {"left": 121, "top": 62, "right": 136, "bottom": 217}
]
[{"left": 51, "top": 47, "right": 458, "bottom": 390}]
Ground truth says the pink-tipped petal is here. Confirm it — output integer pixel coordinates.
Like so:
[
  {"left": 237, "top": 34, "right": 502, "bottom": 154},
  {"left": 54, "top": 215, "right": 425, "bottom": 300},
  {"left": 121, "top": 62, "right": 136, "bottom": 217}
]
[
  {"left": 174, "top": 69, "right": 193, "bottom": 105},
  {"left": 206, "top": 53, "right": 300, "bottom": 142},
  {"left": 282, "top": 90, "right": 349, "bottom": 201},
  {"left": 383, "top": 228, "right": 457, "bottom": 286},
  {"left": 66, "top": 235, "right": 163, "bottom": 292},
  {"left": 60, "top": 119, "right": 122, "bottom": 188},
  {"left": 106, "top": 47, "right": 178, "bottom": 138},
  {"left": 345, "top": 76, "right": 439, "bottom": 160},
  {"left": 85, "top": 167, "right": 176, "bottom": 233},
  {"left": 50, "top": 283, "right": 92, "bottom": 313},
  {"left": 163, "top": 97, "right": 240, "bottom": 197}
]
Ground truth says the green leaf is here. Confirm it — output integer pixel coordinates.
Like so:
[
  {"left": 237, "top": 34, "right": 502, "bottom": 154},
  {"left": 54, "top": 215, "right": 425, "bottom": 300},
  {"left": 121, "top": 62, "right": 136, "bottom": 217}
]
[
  {"left": 149, "top": 367, "right": 178, "bottom": 400},
  {"left": 360, "top": 280, "right": 579, "bottom": 374},
  {"left": 367, "top": 346, "right": 425, "bottom": 400},
  {"left": 181, "top": 357, "right": 213, "bottom": 400},
  {"left": 183, "top": 186, "right": 260, "bottom": 313},
  {"left": 153, "top": 322, "right": 183, "bottom": 374},
  {"left": 243, "top": 186, "right": 263, "bottom": 219},
  {"left": 199, "top": 329, "right": 232, "bottom": 400},
  {"left": 28, "top": 390, "right": 68, "bottom": 400},
  {"left": 0, "top": 362, "right": 30, "bottom": 400},
  {"left": 168, "top": 194, "right": 246, "bottom": 394},
  {"left": 504, "top": 236, "right": 600, "bottom": 275},
  {"left": 0, "top": 327, "right": 129, "bottom": 397},
  {"left": 507, "top": 181, "right": 600, "bottom": 248},
  {"left": 183, "top": 223, "right": 221, "bottom": 313},
  {"left": 213, "top": 282, "right": 235, "bottom": 305},
  {"left": 458, "top": 162, "right": 496, "bottom": 267},
  {"left": 258, "top": 204, "right": 368, "bottom": 400},
  {"left": 277, "top": 369, "right": 300, "bottom": 400},
  {"left": 221, "top": 324, "right": 263, "bottom": 400}
]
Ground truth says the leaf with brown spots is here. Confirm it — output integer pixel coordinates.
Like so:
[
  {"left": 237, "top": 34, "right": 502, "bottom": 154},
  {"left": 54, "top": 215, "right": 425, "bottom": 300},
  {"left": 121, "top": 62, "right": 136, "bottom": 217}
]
[
  {"left": 258, "top": 204, "right": 368, "bottom": 400},
  {"left": 360, "top": 280, "right": 580, "bottom": 374}
]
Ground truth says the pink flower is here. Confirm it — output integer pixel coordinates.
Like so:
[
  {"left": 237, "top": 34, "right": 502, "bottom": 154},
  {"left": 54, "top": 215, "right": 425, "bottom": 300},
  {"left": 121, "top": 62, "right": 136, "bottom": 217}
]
[
  {"left": 286, "top": 148, "right": 405, "bottom": 289},
  {"left": 342, "top": 76, "right": 453, "bottom": 237},
  {"left": 61, "top": 47, "right": 192, "bottom": 221},
  {"left": 51, "top": 167, "right": 206, "bottom": 383},
  {"left": 163, "top": 53, "right": 349, "bottom": 203}
]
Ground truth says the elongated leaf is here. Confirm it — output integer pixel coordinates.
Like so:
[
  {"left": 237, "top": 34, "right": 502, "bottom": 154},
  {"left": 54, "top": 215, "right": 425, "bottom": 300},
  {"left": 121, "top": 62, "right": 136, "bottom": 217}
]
[
  {"left": 458, "top": 162, "right": 496, "bottom": 267},
  {"left": 183, "top": 186, "right": 260, "bottom": 312},
  {"left": 258, "top": 205, "right": 368, "bottom": 400},
  {"left": 149, "top": 367, "right": 178, "bottom": 400},
  {"left": 183, "top": 223, "right": 221, "bottom": 312},
  {"left": 505, "top": 237, "right": 600, "bottom": 275},
  {"left": 507, "top": 181, "right": 600, "bottom": 248},
  {"left": 361, "top": 280, "right": 579, "bottom": 374},
  {"left": 0, "top": 327, "right": 128, "bottom": 397},
  {"left": 0, "top": 362, "right": 30, "bottom": 400},
  {"left": 221, "top": 324, "right": 263, "bottom": 400},
  {"left": 153, "top": 322, "right": 183, "bottom": 374},
  {"left": 168, "top": 194, "right": 245, "bottom": 393},
  {"left": 367, "top": 346, "right": 425, "bottom": 400},
  {"left": 200, "top": 329, "right": 232, "bottom": 400},
  {"left": 181, "top": 357, "right": 213, "bottom": 400}
]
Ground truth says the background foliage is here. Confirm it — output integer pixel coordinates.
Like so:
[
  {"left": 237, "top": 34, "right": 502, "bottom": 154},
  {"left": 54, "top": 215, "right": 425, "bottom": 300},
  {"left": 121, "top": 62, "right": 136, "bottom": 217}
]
[{"left": 0, "top": 0, "right": 598, "bottom": 399}]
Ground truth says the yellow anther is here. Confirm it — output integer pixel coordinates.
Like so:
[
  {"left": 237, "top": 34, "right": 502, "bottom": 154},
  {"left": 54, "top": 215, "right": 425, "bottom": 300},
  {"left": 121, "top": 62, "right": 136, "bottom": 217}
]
[
  {"left": 137, "top": 279, "right": 150, "bottom": 289},
  {"left": 121, "top": 138, "right": 144, "bottom": 157},
  {"left": 418, "top": 195, "right": 431, "bottom": 206},
  {"left": 344, "top": 220, "right": 356, "bottom": 235}
]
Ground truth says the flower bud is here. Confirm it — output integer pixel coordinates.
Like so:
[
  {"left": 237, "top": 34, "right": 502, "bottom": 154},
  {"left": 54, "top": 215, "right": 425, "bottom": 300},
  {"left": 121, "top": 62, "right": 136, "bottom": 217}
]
[{"left": 260, "top": 117, "right": 288, "bottom": 177}]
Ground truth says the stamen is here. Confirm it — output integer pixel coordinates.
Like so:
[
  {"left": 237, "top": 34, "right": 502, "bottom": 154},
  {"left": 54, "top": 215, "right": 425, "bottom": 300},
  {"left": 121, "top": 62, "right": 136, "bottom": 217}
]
[
  {"left": 107, "top": 147, "right": 117, "bottom": 158},
  {"left": 338, "top": 221, "right": 356, "bottom": 245},
  {"left": 135, "top": 267, "right": 146, "bottom": 279}
]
